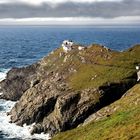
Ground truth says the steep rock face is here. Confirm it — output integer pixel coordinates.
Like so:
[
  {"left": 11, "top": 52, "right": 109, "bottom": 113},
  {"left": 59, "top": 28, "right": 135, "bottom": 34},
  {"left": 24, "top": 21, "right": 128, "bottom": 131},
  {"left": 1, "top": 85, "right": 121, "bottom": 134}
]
[
  {"left": 1, "top": 44, "right": 140, "bottom": 137},
  {"left": 0, "top": 64, "right": 39, "bottom": 101},
  {"left": 52, "top": 84, "right": 140, "bottom": 140}
]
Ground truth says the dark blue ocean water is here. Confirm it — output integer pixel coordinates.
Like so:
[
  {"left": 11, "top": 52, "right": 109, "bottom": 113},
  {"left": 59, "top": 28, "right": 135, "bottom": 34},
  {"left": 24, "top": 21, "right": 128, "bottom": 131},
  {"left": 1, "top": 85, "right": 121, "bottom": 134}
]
[
  {"left": 0, "top": 26, "right": 140, "bottom": 140},
  {"left": 0, "top": 26, "right": 140, "bottom": 69}
]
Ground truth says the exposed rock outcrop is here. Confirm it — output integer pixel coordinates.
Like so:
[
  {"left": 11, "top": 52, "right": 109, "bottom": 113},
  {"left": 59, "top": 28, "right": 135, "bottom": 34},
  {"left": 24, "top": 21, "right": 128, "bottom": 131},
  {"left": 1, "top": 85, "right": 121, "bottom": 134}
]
[
  {"left": 1, "top": 44, "right": 140, "bottom": 137},
  {"left": 0, "top": 64, "right": 39, "bottom": 101},
  {"left": 53, "top": 84, "right": 140, "bottom": 140}
]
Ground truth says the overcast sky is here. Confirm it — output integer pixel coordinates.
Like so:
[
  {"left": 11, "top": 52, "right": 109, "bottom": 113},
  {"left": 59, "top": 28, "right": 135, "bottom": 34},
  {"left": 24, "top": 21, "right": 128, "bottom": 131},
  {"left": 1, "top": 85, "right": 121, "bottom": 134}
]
[{"left": 0, "top": 0, "right": 140, "bottom": 25}]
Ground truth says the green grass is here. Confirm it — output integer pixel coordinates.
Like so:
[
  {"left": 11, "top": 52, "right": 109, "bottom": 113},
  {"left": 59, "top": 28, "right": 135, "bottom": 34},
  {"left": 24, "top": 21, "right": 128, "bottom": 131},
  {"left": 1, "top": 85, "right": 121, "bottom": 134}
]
[
  {"left": 69, "top": 64, "right": 135, "bottom": 89},
  {"left": 52, "top": 84, "right": 140, "bottom": 140},
  {"left": 40, "top": 44, "right": 140, "bottom": 90},
  {"left": 68, "top": 45, "right": 140, "bottom": 90},
  {"left": 39, "top": 44, "right": 140, "bottom": 140}
]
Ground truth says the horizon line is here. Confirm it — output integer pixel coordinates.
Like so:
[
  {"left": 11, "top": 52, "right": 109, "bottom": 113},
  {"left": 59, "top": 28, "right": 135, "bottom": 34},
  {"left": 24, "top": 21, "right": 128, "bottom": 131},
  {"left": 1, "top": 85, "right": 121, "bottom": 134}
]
[{"left": 0, "top": 24, "right": 140, "bottom": 26}]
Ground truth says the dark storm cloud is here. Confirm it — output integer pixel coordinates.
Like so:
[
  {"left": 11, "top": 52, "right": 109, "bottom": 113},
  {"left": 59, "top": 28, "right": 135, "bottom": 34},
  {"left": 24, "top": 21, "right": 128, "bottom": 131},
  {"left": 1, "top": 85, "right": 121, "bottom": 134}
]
[{"left": 0, "top": 0, "right": 140, "bottom": 18}]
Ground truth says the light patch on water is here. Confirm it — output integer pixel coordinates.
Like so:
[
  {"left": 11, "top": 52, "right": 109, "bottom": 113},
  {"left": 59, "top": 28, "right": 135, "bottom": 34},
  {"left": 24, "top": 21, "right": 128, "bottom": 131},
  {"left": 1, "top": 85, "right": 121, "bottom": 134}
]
[{"left": 0, "top": 99, "right": 51, "bottom": 140}]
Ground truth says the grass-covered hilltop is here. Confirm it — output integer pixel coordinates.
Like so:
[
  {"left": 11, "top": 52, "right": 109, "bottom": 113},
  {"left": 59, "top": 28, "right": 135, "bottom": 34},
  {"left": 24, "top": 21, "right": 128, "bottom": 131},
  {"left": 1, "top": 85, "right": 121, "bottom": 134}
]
[{"left": 0, "top": 42, "right": 140, "bottom": 139}]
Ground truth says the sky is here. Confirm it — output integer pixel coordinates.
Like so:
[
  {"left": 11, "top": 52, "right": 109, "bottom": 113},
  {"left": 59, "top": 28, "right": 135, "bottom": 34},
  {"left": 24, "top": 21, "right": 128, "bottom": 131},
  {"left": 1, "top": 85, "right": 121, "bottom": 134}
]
[{"left": 0, "top": 0, "right": 140, "bottom": 25}]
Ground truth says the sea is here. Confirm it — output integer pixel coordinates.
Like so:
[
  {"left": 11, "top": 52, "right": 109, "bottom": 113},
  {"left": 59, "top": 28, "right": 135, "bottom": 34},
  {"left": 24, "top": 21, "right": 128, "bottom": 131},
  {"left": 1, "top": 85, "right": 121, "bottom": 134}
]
[{"left": 0, "top": 25, "right": 140, "bottom": 140}]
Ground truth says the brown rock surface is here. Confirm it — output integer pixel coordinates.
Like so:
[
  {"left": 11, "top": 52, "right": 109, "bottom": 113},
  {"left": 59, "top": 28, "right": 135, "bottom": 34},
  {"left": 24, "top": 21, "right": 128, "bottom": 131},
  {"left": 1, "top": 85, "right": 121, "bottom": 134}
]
[
  {"left": 0, "top": 64, "right": 39, "bottom": 101},
  {"left": 1, "top": 44, "right": 140, "bottom": 137}
]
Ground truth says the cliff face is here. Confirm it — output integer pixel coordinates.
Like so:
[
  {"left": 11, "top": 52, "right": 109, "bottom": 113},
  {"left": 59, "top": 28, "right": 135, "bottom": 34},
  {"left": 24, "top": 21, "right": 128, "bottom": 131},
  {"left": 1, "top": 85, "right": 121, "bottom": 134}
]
[
  {"left": 52, "top": 84, "right": 140, "bottom": 140},
  {"left": 0, "top": 64, "right": 39, "bottom": 101},
  {"left": 0, "top": 44, "right": 140, "bottom": 137}
]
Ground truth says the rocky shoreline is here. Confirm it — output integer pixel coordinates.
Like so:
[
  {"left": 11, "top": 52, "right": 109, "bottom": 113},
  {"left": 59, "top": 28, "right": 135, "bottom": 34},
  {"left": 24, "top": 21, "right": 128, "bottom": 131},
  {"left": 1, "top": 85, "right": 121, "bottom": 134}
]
[{"left": 0, "top": 43, "right": 140, "bottom": 138}]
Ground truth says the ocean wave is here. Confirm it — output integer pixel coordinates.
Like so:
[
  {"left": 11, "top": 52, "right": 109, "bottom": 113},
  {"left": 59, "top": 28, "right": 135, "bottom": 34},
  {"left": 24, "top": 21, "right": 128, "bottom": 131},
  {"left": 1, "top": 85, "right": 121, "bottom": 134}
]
[
  {"left": 0, "top": 69, "right": 9, "bottom": 96},
  {"left": 0, "top": 69, "right": 50, "bottom": 140},
  {"left": 0, "top": 69, "right": 9, "bottom": 82},
  {"left": 0, "top": 99, "right": 50, "bottom": 140}
]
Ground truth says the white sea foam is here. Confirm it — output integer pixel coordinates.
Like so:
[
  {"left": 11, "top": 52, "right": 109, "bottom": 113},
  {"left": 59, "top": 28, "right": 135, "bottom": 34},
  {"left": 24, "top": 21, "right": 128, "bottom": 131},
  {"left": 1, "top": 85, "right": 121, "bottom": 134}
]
[
  {"left": 0, "top": 69, "right": 50, "bottom": 140},
  {"left": 0, "top": 99, "right": 51, "bottom": 140},
  {"left": 0, "top": 69, "right": 9, "bottom": 82},
  {"left": 0, "top": 69, "right": 9, "bottom": 96},
  {"left": 0, "top": 72, "right": 6, "bottom": 82},
  {"left": 0, "top": 69, "right": 8, "bottom": 96}
]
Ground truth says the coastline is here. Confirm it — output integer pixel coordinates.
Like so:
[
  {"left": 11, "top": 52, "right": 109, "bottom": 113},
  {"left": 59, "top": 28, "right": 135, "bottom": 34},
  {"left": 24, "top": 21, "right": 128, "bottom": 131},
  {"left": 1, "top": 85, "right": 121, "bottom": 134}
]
[
  {"left": 0, "top": 69, "right": 50, "bottom": 140},
  {"left": 0, "top": 43, "right": 140, "bottom": 139}
]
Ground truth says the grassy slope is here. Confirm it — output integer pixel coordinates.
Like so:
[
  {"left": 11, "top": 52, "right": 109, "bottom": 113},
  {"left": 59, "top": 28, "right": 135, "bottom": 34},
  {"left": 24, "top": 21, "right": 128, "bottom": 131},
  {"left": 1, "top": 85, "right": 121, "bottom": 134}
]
[
  {"left": 69, "top": 45, "right": 140, "bottom": 89},
  {"left": 41, "top": 44, "right": 140, "bottom": 90},
  {"left": 49, "top": 44, "right": 140, "bottom": 140},
  {"left": 52, "top": 83, "right": 140, "bottom": 140}
]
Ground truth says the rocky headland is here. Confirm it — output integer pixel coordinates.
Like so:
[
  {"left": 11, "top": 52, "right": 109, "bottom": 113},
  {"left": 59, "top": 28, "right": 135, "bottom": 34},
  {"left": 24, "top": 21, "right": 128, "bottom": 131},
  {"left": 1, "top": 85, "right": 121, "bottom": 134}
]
[{"left": 0, "top": 43, "right": 140, "bottom": 139}]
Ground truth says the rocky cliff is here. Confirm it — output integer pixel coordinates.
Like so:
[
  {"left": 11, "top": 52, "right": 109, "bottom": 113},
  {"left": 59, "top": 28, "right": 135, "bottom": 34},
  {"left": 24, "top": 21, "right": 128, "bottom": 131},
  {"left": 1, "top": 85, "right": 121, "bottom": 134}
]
[
  {"left": 0, "top": 43, "right": 140, "bottom": 138},
  {"left": 53, "top": 83, "right": 140, "bottom": 140}
]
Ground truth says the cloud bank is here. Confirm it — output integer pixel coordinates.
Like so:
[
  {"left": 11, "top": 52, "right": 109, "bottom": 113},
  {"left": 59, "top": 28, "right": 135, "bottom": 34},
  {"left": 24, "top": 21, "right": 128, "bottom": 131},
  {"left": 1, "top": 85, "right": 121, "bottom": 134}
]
[
  {"left": 0, "top": 16, "right": 140, "bottom": 25},
  {"left": 0, "top": 0, "right": 139, "bottom": 25}
]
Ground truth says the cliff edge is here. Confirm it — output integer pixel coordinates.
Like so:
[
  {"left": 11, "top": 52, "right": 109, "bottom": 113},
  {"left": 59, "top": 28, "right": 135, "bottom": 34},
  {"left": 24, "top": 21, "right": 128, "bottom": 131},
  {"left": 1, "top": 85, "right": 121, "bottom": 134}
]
[{"left": 0, "top": 43, "right": 140, "bottom": 138}]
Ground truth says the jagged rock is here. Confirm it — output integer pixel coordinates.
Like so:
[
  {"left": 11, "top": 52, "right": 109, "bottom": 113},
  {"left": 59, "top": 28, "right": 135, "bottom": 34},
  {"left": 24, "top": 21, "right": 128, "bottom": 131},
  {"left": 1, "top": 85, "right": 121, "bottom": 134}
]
[
  {"left": 0, "top": 64, "right": 39, "bottom": 101},
  {"left": 53, "top": 83, "right": 140, "bottom": 140},
  {"left": 1, "top": 44, "right": 140, "bottom": 137}
]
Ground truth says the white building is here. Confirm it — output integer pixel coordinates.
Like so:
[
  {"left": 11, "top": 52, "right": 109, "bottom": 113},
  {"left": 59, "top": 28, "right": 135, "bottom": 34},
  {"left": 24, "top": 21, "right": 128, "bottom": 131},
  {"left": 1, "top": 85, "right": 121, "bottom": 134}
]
[{"left": 62, "top": 40, "right": 74, "bottom": 53}]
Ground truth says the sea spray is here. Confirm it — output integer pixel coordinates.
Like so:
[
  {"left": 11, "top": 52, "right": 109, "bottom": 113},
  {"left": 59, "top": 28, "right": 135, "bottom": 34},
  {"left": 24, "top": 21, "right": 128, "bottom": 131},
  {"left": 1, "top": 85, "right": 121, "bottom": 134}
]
[
  {"left": 0, "top": 69, "right": 9, "bottom": 82},
  {"left": 0, "top": 70, "right": 50, "bottom": 140},
  {"left": 0, "top": 100, "right": 50, "bottom": 140}
]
